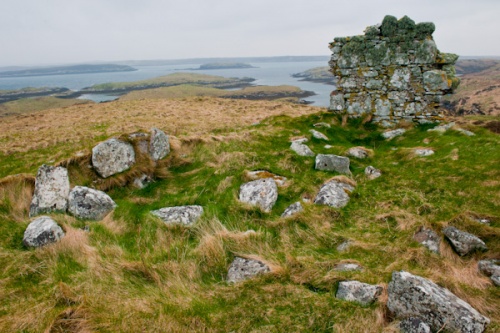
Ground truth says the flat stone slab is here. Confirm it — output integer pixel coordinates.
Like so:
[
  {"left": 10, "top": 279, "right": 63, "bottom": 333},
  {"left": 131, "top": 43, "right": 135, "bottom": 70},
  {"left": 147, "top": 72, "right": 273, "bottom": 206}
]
[
  {"left": 245, "top": 170, "right": 287, "bottom": 187},
  {"left": 151, "top": 205, "right": 204, "bottom": 226},
  {"left": 382, "top": 128, "right": 406, "bottom": 139},
  {"left": 336, "top": 280, "right": 382, "bottom": 305},
  {"left": 388, "top": 271, "right": 490, "bottom": 333},
  {"left": 23, "top": 216, "right": 65, "bottom": 247},
  {"left": 315, "top": 154, "right": 350, "bottom": 174},
  {"left": 290, "top": 139, "right": 315, "bottom": 157},
  {"left": 335, "top": 263, "right": 363, "bottom": 272},
  {"left": 29, "top": 165, "right": 70, "bottom": 217},
  {"left": 310, "top": 129, "right": 329, "bottom": 140},
  {"left": 428, "top": 122, "right": 455, "bottom": 133},
  {"left": 365, "top": 166, "right": 381, "bottom": 180},
  {"left": 281, "top": 202, "right": 303, "bottom": 218},
  {"left": 400, "top": 317, "right": 431, "bottom": 333},
  {"left": 443, "top": 226, "right": 487, "bottom": 256},
  {"left": 227, "top": 257, "right": 270, "bottom": 283},
  {"left": 414, "top": 148, "right": 434, "bottom": 157},
  {"left": 314, "top": 178, "right": 355, "bottom": 208},
  {"left": 413, "top": 227, "right": 440, "bottom": 254},
  {"left": 149, "top": 128, "right": 170, "bottom": 161},
  {"left": 239, "top": 178, "right": 278, "bottom": 212},
  {"left": 92, "top": 138, "right": 136, "bottom": 178},
  {"left": 456, "top": 128, "right": 475, "bottom": 136},
  {"left": 68, "top": 186, "right": 117, "bottom": 221}
]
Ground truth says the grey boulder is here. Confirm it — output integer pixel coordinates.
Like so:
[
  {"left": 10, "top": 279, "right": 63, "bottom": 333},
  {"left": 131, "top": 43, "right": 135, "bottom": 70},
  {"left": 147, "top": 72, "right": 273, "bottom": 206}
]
[
  {"left": 443, "top": 226, "right": 487, "bottom": 256},
  {"left": 336, "top": 281, "right": 382, "bottom": 305},
  {"left": 239, "top": 178, "right": 278, "bottom": 212},
  {"left": 400, "top": 317, "right": 431, "bottom": 333},
  {"left": 387, "top": 271, "right": 490, "bottom": 333},
  {"left": 314, "top": 178, "right": 355, "bottom": 208},
  {"left": 227, "top": 257, "right": 270, "bottom": 283},
  {"left": 478, "top": 259, "right": 500, "bottom": 286},
  {"left": 23, "top": 216, "right": 65, "bottom": 247},
  {"left": 414, "top": 148, "right": 434, "bottom": 157},
  {"left": 290, "top": 139, "right": 315, "bottom": 157},
  {"left": 149, "top": 128, "right": 170, "bottom": 161},
  {"left": 29, "top": 165, "right": 70, "bottom": 217},
  {"left": 151, "top": 205, "right": 204, "bottom": 226},
  {"left": 281, "top": 202, "right": 303, "bottom": 218},
  {"left": 347, "top": 147, "right": 369, "bottom": 159},
  {"left": 382, "top": 128, "right": 406, "bottom": 139},
  {"left": 413, "top": 227, "right": 440, "bottom": 254},
  {"left": 310, "top": 129, "right": 329, "bottom": 140},
  {"left": 92, "top": 138, "right": 136, "bottom": 178},
  {"left": 68, "top": 186, "right": 117, "bottom": 220},
  {"left": 315, "top": 154, "right": 350, "bottom": 174},
  {"left": 365, "top": 166, "right": 381, "bottom": 180}
]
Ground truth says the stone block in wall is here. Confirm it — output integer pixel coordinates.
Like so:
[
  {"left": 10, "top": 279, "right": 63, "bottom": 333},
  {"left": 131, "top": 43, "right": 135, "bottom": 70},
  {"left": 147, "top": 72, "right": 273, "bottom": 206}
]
[
  {"left": 329, "top": 91, "right": 345, "bottom": 111},
  {"left": 423, "top": 70, "right": 451, "bottom": 92}
]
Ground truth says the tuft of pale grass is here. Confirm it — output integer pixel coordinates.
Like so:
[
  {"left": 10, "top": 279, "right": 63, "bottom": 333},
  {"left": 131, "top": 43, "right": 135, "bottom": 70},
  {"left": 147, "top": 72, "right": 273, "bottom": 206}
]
[
  {"left": 0, "top": 173, "right": 34, "bottom": 221},
  {"left": 327, "top": 175, "right": 357, "bottom": 187}
]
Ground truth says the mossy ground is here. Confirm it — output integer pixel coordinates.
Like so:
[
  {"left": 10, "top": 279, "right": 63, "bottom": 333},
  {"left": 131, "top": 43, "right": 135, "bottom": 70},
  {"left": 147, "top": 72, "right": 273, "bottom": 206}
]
[{"left": 0, "top": 100, "right": 499, "bottom": 332}]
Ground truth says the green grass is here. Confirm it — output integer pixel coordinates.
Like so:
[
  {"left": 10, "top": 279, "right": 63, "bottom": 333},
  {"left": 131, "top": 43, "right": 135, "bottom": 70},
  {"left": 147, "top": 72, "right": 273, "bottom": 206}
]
[{"left": 0, "top": 111, "right": 499, "bottom": 332}]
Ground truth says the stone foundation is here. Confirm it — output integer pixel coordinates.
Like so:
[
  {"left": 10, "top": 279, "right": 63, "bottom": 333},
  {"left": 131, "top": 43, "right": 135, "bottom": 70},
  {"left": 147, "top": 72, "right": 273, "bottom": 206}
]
[{"left": 328, "top": 15, "right": 460, "bottom": 126}]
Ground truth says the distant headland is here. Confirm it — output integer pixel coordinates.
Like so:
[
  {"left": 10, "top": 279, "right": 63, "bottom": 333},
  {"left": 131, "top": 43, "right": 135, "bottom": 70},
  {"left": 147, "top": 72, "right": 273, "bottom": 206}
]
[
  {"left": 0, "top": 64, "right": 137, "bottom": 78},
  {"left": 196, "top": 62, "right": 256, "bottom": 70}
]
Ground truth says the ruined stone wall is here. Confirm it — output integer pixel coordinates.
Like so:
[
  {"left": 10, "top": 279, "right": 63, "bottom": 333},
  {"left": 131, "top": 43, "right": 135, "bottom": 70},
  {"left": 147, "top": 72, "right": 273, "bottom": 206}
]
[{"left": 329, "top": 15, "right": 460, "bottom": 126}]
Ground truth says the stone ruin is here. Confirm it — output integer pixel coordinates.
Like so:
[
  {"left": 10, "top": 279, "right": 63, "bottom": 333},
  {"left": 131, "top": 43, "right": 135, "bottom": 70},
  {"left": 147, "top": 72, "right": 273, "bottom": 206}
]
[{"left": 328, "top": 15, "right": 460, "bottom": 126}]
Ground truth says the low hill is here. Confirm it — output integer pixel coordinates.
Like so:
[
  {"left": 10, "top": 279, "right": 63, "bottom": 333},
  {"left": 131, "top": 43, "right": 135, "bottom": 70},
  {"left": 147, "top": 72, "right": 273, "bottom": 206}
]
[
  {"left": 198, "top": 62, "right": 256, "bottom": 70},
  {"left": 0, "top": 64, "right": 136, "bottom": 78}
]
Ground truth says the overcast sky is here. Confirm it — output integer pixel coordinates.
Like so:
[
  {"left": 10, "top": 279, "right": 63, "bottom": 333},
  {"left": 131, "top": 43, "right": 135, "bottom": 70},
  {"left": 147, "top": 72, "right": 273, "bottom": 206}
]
[{"left": 0, "top": 0, "right": 499, "bottom": 66}]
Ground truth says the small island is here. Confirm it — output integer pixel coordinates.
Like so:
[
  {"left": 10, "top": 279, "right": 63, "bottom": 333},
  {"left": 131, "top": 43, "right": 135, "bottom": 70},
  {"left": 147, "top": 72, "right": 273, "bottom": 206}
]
[
  {"left": 291, "top": 66, "right": 335, "bottom": 84},
  {"left": 197, "top": 62, "right": 256, "bottom": 70},
  {"left": 0, "top": 64, "right": 137, "bottom": 78}
]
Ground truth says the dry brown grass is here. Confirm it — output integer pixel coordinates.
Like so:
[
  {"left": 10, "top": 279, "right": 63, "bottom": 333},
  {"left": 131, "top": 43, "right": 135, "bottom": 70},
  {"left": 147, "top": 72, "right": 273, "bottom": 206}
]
[{"left": 0, "top": 174, "right": 34, "bottom": 221}]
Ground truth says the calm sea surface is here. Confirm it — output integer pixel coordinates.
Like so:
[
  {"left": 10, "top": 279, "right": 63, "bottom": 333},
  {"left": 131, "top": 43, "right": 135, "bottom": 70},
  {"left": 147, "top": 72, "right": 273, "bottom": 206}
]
[{"left": 0, "top": 61, "right": 333, "bottom": 107}]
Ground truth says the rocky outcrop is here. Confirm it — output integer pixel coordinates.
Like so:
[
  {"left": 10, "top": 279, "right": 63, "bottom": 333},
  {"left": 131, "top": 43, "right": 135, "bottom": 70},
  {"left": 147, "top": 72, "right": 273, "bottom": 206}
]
[
  {"left": 314, "top": 178, "right": 355, "bottom": 208},
  {"left": 328, "top": 15, "right": 459, "bottom": 125},
  {"left": 290, "top": 138, "right": 315, "bottom": 156},
  {"left": 149, "top": 128, "right": 170, "bottom": 161},
  {"left": 315, "top": 154, "right": 350, "bottom": 174},
  {"left": 239, "top": 178, "right": 278, "bottom": 212},
  {"left": 478, "top": 259, "right": 500, "bottom": 286},
  {"left": 281, "top": 202, "right": 303, "bottom": 218},
  {"left": 92, "top": 138, "right": 136, "bottom": 178},
  {"left": 68, "top": 186, "right": 117, "bottom": 220},
  {"left": 23, "top": 216, "right": 65, "bottom": 247},
  {"left": 336, "top": 281, "right": 382, "bottom": 305},
  {"left": 387, "top": 271, "right": 490, "bottom": 332},
  {"left": 413, "top": 227, "right": 440, "bottom": 254},
  {"left": 227, "top": 257, "right": 270, "bottom": 283},
  {"left": 29, "top": 165, "right": 70, "bottom": 217},
  {"left": 151, "top": 205, "right": 204, "bottom": 226},
  {"left": 443, "top": 227, "right": 487, "bottom": 256}
]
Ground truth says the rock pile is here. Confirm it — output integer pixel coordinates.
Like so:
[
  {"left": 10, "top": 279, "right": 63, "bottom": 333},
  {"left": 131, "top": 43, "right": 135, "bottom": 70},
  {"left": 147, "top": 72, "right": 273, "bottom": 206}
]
[{"left": 329, "top": 15, "right": 460, "bottom": 125}]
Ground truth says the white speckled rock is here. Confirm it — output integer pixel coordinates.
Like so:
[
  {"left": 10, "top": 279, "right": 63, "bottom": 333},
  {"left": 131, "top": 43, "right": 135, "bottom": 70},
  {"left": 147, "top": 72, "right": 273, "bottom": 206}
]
[
  {"left": 29, "top": 165, "right": 70, "bottom": 217},
  {"left": 149, "top": 128, "right": 170, "bottom": 161},
  {"left": 227, "top": 257, "right": 270, "bottom": 283},
  {"left": 336, "top": 281, "right": 382, "bottom": 305},
  {"left": 68, "top": 186, "right": 117, "bottom": 220},
  {"left": 365, "top": 166, "right": 381, "bottom": 180},
  {"left": 443, "top": 227, "right": 487, "bottom": 256},
  {"left": 151, "top": 205, "right": 204, "bottom": 226},
  {"left": 347, "top": 147, "right": 369, "bottom": 159},
  {"left": 23, "top": 216, "right": 64, "bottom": 247},
  {"left": 382, "top": 128, "right": 406, "bottom": 139},
  {"left": 413, "top": 227, "right": 440, "bottom": 254},
  {"left": 388, "top": 271, "right": 490, "bottom": 333},
  {"left": 335, "top": 263, "right": 363, "bottom": 272},
  {"left": 315, "top": 154, "right": 350, "bottom": 174},
  {"left": 281, "top": 202, "right": 303, "bottom": 218},
  {"left": 290, "top": 139, "right": 315, "bottom": 156},
  {"left": 456, "top": 128, "right": 475, "bottom": 136},
  {"left": 92, "top": 138, "right": 135, "bottom": 178},
  {"left": 314, "top": 179, "right": 355, "bottom": 208},
  {"left": 400, "top": 317, "right": 431, "bottom": 333},
  {"left": 310, "top": 129, "right": 329, "bottom": 140},
  {"left": 478, "top": 259, "right": 500, "bottom": 286},
  {"left": 414, "top": 148, "right": 434, "bottom": 157},
  {"left": 428, "top": 122, "right": 455, "bottom": 133},
  {"left": 239, "top": 178, "right": 278, "bottom": 212}
]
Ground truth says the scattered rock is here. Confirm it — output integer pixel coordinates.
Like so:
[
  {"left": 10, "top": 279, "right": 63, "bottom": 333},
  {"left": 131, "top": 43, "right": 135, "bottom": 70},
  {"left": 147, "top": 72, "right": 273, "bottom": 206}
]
[
  {"left": 346, "top": 147, "right": 370, "bottom": 159},
  {"left": 133, "top": 174, "right": 153, "bottom": 189},
  {"left": 313, "top": 122, "right": 331, "bottom": 128},
  {"left": 474, "top": 218, "right": 491, "bottom": 225},
  {"left": 413, "top": 227, "right": 440, "bottom": 254},
  {"left": 245, "top": 170, "right": 287, "bottom": 187},
  {"left": 443, "top": 226, "right": 487, "bottom": 256},
  {"left": 456, "top": 128, "right": 475, "bottom": 136},
  {"left": 29, "top": 165, "right": 70, "bottom": 218},
  {"left": 314, "top": 178, "right": 355, "bottom": 208},
  {"left": 387, "top": 270, "right": 490, "bottom": 333},
  {"left": 239, "top": 178, "right": 278, "bottom": 212},
  {"left": 290, "top": 139, "right": 315, "bottom": 157},
  {"left": 227, "top": 257, "right": 270, "bottom": 283},
  {"left": 324, "top": 144, "right": 333, "bottom": 149},
  {"left": 336, "top": 281, "right": 382, "bottom": 305},
  {"left": 23, "top": 216, "right": 65, "bottom": 247},
  {"left": 335, "top": 263, "right": 363, "bottom": 272},
  {"left": 310, "top": 129, "right": 329, "bottom": 140},
  {"left": 478, "top": 259, "right": 500, "bottom": 286},
  {"left": 151, "top": 205, "right": 204, "bottom": 226},
  {"left": 365, "top": 166, "right": 382, "bottom": 180},
  {"left": 428, "top": 122, "right": 455, "bottom": 133},
  {"left": 315, "top": 154, "right": 350, "bottom": 174},
  {"left": 149, "top": 128, "right": 170, "bottom": 161},
  {"left": 400, "top": 317, "right": 431, "bottom": 333},
  {"left": 281, "top": 202, "right": 303, "bottom": 218},
  {"left": 337, "top": 240, "right": 352, "bottom": 252},
  {"left": 92, "top": 138, "right": 136, "bottom": 178},
  {"left": 382, "top": 128, "right": 406, "bottom": 139},
  {"left": 414, "top": 148, "right": 434, "bottom": 157},
  {"left": 68, "top": 186, "right": 117, "bottom": 220}
]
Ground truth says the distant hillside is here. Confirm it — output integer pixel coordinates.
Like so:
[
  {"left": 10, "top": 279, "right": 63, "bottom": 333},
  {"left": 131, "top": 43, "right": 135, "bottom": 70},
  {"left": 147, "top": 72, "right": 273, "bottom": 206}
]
[
  {"left": 198, "top": 62, "right": 256, "bottom": 70},
  {"left": 0, "top": 64, "right": 137, "bottom": 78}
]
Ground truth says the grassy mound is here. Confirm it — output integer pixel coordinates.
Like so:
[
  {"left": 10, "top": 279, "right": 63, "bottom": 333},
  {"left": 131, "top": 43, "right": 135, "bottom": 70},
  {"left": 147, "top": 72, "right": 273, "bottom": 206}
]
[{"left": 0, "top": 99, "right": 498, "bottom": 332}]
